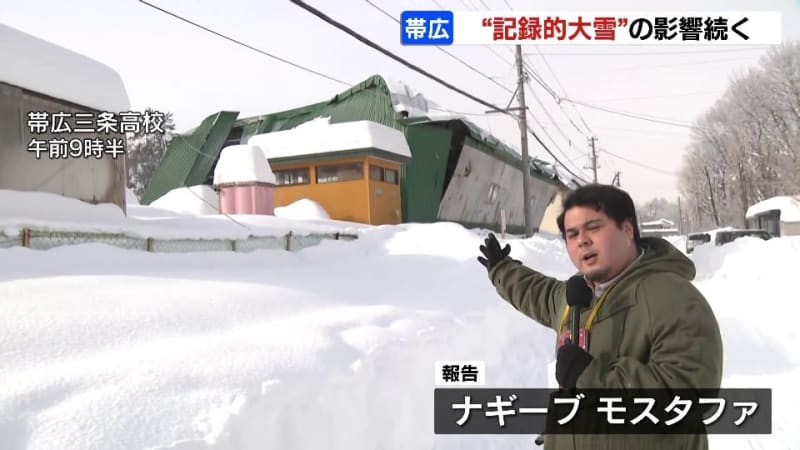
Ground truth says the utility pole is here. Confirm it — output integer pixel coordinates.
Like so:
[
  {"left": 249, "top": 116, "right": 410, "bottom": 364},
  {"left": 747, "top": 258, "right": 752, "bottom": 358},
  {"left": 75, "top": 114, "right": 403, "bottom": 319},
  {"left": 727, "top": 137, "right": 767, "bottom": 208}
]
[
  {"left": 585, "top": 136, "right": 599, "bottom": 183},
  {"left": 486, "top": 44, "right": 533, "bottom": 237},
  {"left": 486, "top": 45, "right": 533, "bottom": 237},
  {"left": 611, "top": 171, "right": 621, "bottom": 187},
  {"left": 514, "top": 45, "right": 533, "bottom": 237},
  {"left": 678, "top": 196, "right": 684, "bottom": 234}
]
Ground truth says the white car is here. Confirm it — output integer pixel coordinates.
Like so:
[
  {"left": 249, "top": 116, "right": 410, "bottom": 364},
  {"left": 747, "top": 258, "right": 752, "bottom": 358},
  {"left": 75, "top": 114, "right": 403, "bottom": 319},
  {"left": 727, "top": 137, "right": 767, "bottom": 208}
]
[{"left": 685, "top": 227, "right": 773, "bottom": 253}]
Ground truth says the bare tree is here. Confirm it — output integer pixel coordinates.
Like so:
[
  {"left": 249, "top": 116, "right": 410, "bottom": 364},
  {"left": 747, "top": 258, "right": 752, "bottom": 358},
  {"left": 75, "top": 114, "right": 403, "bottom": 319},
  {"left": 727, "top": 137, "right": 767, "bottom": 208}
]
[
  {"left": 678, "top": 41, "right": 800, "bottom": 230},
  {"left": 125, "top": 108, "right": 175, "bottom": 200}
]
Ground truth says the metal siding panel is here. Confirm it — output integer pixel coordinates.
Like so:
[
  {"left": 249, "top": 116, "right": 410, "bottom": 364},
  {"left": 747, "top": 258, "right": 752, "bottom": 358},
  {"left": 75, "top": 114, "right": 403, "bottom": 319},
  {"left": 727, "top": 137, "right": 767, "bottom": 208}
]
[
  {"left": 402, "top": 124, "right": 453, "bottom": 223},
  {"left": 141, "top": 111, "right": 236, "bottom": 205},
  {"left": 186, "top": 111, "right": 238, "bottom": 185},
  {"left": 438, "top": 145, "right": 560, "bottom": 231}
]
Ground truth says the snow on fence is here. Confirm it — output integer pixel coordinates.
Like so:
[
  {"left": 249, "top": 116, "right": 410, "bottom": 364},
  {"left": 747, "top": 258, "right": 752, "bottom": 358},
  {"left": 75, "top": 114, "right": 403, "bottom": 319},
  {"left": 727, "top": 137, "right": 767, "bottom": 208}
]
[{"left": 0, "top": 228, "right": 357, "bottom": 252}]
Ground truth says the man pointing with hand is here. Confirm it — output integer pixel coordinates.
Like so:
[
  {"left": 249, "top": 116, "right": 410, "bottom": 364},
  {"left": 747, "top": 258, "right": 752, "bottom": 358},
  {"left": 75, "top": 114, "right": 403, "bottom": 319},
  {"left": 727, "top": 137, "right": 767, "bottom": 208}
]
[{"left": 477, "top": 184, "right": 723, "bottom": 450}]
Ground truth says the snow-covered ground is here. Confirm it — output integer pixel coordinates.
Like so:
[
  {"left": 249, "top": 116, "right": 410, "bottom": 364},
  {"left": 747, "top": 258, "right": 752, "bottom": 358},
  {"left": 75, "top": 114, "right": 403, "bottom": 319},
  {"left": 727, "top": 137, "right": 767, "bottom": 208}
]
[
  {"left": 1, "top": 192, "right": 798, "bottom": 449},
  {"left": 0, "top": 189, "right": 367, "bottom": 240}
]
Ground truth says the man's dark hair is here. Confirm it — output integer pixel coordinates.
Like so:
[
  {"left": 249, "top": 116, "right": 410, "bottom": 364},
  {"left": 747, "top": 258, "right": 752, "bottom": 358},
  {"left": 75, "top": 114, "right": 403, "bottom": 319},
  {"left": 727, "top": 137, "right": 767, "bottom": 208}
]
[{"left": 556, "top": 184, "right": 642, "bottom": 246}]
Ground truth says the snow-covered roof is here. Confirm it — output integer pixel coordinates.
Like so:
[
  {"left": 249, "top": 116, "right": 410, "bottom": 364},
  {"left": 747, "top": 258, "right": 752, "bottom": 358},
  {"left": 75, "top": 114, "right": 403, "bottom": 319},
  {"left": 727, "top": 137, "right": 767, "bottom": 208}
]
[
  {"left": 213, "top": 144, "right": 277, "bottom": 186},
  {"left": 383, "top": 77, "right": 459, "bottom": 121},
  {"left": 247, "top": 118, "right": 412, "bottom": 161},
  {"left": 746, "top": 195, "right": 800, "bottom": 222},
  {"left": 642, "top": 227, "right": 680, "bottom": 233},
  {"left": 0, "top": 24, "right": 130, "bottom": 112},
  {"left": 641, "top": 218, "right": 675, "bottom": 228}
]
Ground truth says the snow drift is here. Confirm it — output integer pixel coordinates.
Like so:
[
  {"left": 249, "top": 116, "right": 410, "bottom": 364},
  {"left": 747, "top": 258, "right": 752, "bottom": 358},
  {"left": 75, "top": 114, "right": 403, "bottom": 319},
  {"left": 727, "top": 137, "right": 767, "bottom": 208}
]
[{"left": 1, "top": 193, "right": 799, "bottom": 449}]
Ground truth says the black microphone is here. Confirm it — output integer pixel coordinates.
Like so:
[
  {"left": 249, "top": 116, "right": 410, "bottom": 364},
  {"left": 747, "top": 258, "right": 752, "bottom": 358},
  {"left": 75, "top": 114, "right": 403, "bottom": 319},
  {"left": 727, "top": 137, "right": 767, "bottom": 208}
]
[{"left": 566, "top": 275, "right": 593, "bottom": 347}]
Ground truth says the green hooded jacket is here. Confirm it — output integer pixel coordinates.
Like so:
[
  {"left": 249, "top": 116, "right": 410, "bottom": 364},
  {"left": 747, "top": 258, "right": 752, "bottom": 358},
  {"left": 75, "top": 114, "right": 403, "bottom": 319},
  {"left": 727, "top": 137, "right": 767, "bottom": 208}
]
[{"left": 487, "top": 237, "right": 723, "bottom": 450}]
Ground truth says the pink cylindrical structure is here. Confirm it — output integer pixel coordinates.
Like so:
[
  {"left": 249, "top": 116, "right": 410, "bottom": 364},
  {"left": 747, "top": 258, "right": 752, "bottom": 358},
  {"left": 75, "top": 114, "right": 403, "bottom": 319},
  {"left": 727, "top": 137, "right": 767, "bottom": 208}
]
[{"left": 218, "top": 183, "right": 274, "bottom": 215}]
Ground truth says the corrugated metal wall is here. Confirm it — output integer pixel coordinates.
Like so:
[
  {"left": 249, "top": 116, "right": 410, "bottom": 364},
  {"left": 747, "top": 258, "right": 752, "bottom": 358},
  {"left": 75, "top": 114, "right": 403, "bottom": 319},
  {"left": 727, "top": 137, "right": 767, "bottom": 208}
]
[
  {"left": 140, "top": 111, "right": 238, "bottom": 205},
  {"left": 0, "top": 82, "right": 126, "bottom": 210},
  {"left": 401, "top": 124, "right": 453, "bottom": 223},
  {"left": 437, "top": 141, "right": 559, "bottom": 232}
]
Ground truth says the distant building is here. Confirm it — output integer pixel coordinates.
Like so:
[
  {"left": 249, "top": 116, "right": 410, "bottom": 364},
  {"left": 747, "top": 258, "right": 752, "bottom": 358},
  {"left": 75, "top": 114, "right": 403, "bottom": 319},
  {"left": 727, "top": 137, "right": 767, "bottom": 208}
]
[
  {"left": 746, "top": 195, "right": 800, "bottom": 237},
  {"left": 640, "top": 218, "right": 680, "bottom": 238},
  {"left": 142, "top": 75, "right": 582, "bottom": 231},
  {"left": 0, "top": 24, "right": 130, "bottom": 211}
]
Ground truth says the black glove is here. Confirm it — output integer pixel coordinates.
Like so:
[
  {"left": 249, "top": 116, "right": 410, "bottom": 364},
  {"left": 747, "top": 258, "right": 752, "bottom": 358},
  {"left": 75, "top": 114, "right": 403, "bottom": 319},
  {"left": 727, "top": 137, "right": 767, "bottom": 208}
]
[
  {"left": 555, "top": 343, "right": 593, "bottom": 389},
  {"left": 477, "top": 233, "right": 510, "bottom": 271}
]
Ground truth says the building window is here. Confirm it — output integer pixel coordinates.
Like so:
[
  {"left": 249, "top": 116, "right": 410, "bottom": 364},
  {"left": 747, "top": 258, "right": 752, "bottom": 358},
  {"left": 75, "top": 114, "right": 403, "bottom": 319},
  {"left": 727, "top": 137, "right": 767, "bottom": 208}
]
[
  {"left": 369, "top": 165, "right": 383, "bottom": 181},
  {"left": 385, "top": 168, "right": 398, "bottom": 184},
  {"left": 274, "top": 167, "right": 310, "bottom": 185},
  {"left": 368, "top": 164, "right": 399, "bottom": 185},
  {"left": 316, "top": 162, "right": 363, "bottom": 183}
]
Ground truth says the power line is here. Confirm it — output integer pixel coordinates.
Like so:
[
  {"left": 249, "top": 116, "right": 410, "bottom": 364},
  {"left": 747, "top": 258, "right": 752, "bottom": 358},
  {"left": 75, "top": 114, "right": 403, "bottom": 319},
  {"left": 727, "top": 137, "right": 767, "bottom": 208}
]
[
  {"left": 582, "top": 90, "right": 725, "bottom": 102},
  {"left": 522, "top": 82, "right": 589, "bottom": 178},
  {"left": 522, "top": 59, "right": 591, "bottom": 142},
  {"left": 600, "top": 149, "right": 677, "bottom": 176},
  {"left": 289, "top": 1, "right": 506, "bottom": 118},
  {"left": 527, "top": 47, "right": 594, "bottom": 136},
  {"left": 456, "top": 0, "right": 517, "bottom": 61},
  {"left": 561, "top": 98, "right": 705, "bottom": 130},
  {"left": 523, "top": 79, "right": 589, "bottom": 174},
  {"left": 430, "top": 0, "right": 513, "bottom": 66},
  {"left": 364, "top": 0, "right": 514, "bottom": 95},
  {"left": 140, "top": 0, "right": 567, "bottom": 177},
  {"left": 486, "top": 0, "right": 590, "bottom": 182},
  {"left": 480, "top": 0, "right": 595, "bottom": 142},
  {"left": 138, "top": 0, "right": 350, "bottom": 87},
  {"left": 289, "top": 0, "right": 589, "bottom": 184},
  {"left": 150, "top": 136, "right": 254, "bottom": 231},
  {"left": 520, "top": 57, "right": 597, "bottom": 137}
]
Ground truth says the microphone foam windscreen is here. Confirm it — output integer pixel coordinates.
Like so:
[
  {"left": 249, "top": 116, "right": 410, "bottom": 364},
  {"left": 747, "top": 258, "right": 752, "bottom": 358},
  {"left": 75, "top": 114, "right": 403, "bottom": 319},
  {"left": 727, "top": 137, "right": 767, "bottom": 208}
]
[{"left": 566, "top": 274, "right": 593, "bottom": 307}]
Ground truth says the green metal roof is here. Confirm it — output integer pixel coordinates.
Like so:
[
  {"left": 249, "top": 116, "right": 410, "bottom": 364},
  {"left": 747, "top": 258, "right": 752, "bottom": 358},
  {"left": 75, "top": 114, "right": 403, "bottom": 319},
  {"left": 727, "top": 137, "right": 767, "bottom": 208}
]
[
  {"left": 140, "top": 110, "right": 239, "bottom": 205},
  {"left": 234, "top": 75, "right": 403, "bottom": 141},
  {"left": 142, "top": 74, "right": 573, "bottom": 204},
  {"left": 232, "top": 74, "right": 567, "bottom": 187}
]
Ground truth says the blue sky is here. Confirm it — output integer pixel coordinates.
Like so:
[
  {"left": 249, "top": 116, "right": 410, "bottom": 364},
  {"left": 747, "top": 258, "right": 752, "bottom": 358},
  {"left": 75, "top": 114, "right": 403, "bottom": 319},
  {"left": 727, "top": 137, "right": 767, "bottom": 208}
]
[{"left": 2, "top": 0, "right": 799, "bottom": 204}]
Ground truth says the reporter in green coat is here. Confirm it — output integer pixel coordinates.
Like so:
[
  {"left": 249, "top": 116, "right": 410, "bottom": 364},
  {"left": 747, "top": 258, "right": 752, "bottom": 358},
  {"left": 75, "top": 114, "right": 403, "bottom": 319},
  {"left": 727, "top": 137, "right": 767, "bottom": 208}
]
[{"left": 478, "top": 184, "right": 723, "bottom": 450}]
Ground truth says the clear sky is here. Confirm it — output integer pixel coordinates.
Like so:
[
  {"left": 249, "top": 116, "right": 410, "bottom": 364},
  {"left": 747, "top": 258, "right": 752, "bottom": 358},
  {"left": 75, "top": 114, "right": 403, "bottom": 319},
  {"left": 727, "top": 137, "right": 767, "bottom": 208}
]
[{"left": 3, "top": 0, "right": 799, "bottom": 204}]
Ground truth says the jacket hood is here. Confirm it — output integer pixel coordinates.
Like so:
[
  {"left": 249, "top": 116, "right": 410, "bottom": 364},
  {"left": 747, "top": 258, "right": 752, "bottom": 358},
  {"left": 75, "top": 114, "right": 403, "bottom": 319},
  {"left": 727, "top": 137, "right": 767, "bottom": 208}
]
[{"left": 629, "top": 237, "right": 696, "bottom": 281}]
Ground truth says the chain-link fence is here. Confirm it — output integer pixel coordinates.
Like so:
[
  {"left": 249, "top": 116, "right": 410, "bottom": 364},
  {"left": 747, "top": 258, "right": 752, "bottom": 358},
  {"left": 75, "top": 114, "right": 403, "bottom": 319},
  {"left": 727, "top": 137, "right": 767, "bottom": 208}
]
[{"left": 0, "top": 228, "right": 357, "bottom": 253}]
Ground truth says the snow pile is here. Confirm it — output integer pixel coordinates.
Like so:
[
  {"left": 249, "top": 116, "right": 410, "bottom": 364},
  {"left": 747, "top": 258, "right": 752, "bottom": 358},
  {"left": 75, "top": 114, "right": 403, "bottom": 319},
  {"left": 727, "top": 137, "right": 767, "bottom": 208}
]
[
  {"left": 248, "top": 119, "right": 411, "bottom": 160},
  {"left": 746, "top": 195, "right": 800, "bottom": 222},
  {"left": 125, "top": 188, "right": 140, "bottom": 206},
  {"left": 663, "top": 234, "right": 687, "bottom": 252},
  {"left": 150, "top": 185, "right": 220, "bottom": 216},
  {"left": 0, "top": 189, "right": 126, "bottom": 229},
  {"left": 1, "top": 199, "right": 800, "bottom": 450},
  {"left": 0, "top": 24, "right": 130, "bottom": 112},
  {"left": 212, "top": 144, "right": 277, "bottom": 186},
  {"left": 274, "top": 198, "right": 330, "bottom": 221},
  {"left": 0, "top": 189, "right": 368, "bottom": 239}
]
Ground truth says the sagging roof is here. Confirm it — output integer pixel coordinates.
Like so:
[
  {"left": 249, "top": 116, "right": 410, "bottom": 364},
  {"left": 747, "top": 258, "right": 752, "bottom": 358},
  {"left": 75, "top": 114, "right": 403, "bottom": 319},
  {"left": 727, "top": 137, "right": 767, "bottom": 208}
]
[{"left": 142, "top": 74, "right": 577, "bottom": 204}]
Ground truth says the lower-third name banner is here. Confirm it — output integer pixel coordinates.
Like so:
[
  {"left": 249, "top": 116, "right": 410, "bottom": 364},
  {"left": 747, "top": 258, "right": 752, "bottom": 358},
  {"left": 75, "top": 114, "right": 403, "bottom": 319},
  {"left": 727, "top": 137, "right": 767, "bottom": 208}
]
[{"left": 434, "top": 388, "right": 771, "bottom": 435}]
